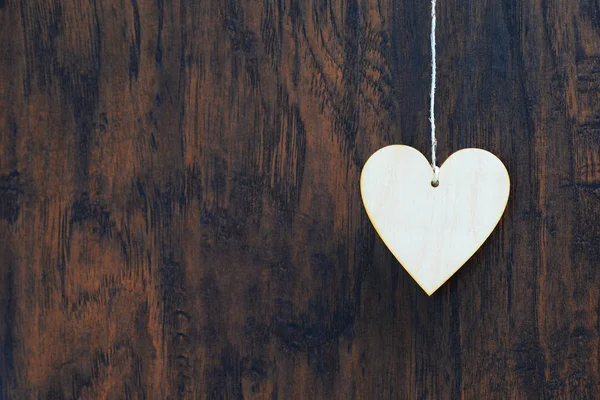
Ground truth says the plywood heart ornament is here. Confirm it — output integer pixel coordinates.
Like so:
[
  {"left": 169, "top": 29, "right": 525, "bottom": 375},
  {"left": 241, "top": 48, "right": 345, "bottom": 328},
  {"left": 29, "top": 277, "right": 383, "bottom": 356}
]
[{"left": 360, "top": 145, "right": 509, "bottom": 295}]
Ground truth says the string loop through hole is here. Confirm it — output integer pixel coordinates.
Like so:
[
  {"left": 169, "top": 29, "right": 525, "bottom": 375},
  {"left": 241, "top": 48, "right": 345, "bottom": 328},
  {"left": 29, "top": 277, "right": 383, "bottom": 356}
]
[{"left": 431, "top": 166, "right": 440, "bottom": 187}]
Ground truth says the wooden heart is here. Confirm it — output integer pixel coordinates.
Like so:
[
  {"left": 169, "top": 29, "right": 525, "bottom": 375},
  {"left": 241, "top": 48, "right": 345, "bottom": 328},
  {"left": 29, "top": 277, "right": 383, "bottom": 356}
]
[{"left": 360, "top": 145, "right": 510, "bottom": 295}]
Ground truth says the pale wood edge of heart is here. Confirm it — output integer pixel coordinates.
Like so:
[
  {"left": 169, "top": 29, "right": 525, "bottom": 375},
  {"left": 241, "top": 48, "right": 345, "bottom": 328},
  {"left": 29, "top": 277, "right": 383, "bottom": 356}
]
[{"left": 360, "top": 145, "right": 511, "bottom": 296}]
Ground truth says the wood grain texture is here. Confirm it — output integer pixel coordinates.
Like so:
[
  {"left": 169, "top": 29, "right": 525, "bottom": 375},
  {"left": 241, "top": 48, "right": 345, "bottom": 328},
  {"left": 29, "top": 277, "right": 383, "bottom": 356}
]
[
  {"left": 0, "top": 0, "right": 598, "bottom": 398},
  {"left": 360, "top": 145, "right": 510, "bottom": 295}
]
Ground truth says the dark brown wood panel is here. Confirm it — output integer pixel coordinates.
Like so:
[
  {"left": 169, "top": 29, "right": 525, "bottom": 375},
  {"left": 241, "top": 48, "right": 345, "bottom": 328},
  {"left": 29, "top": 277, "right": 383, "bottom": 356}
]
[{"left": 1, "top": 0, "right": 599, "bottom": 398}]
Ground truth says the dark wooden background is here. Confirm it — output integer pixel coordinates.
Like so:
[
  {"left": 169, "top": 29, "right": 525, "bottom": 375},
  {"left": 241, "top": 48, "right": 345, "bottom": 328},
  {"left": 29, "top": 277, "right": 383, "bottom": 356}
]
[{"left": 1, "top": 0, "right": 599, "bottom": 398}]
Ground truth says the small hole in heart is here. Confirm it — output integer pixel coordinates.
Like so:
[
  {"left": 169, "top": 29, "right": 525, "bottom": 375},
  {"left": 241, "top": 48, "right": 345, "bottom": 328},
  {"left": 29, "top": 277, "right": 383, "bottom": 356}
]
[{"left": 431, "top": 179, "right": 439, "bottom": 188}]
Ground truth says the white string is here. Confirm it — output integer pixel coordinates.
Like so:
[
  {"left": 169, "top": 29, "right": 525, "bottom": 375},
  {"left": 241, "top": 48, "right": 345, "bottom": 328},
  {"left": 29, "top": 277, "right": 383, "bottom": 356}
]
[
  {"left": 429, "top": 0, "right": 438, "bottom": 174},
  {"left": 429, "top": 0, "right": 440, "bottom": 186}
]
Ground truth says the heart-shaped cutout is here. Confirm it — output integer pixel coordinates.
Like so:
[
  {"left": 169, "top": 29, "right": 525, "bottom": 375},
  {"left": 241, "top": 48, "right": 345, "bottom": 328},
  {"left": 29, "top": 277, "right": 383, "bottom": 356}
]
[{"left": 360, "top": 145, "right": 510, "bottom": 295}]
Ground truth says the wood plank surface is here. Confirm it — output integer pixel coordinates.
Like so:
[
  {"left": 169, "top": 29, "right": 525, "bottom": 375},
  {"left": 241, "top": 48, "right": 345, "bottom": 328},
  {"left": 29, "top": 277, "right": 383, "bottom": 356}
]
[{"left": 0, "top": 0, "right": 599, "bottom": 398}]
